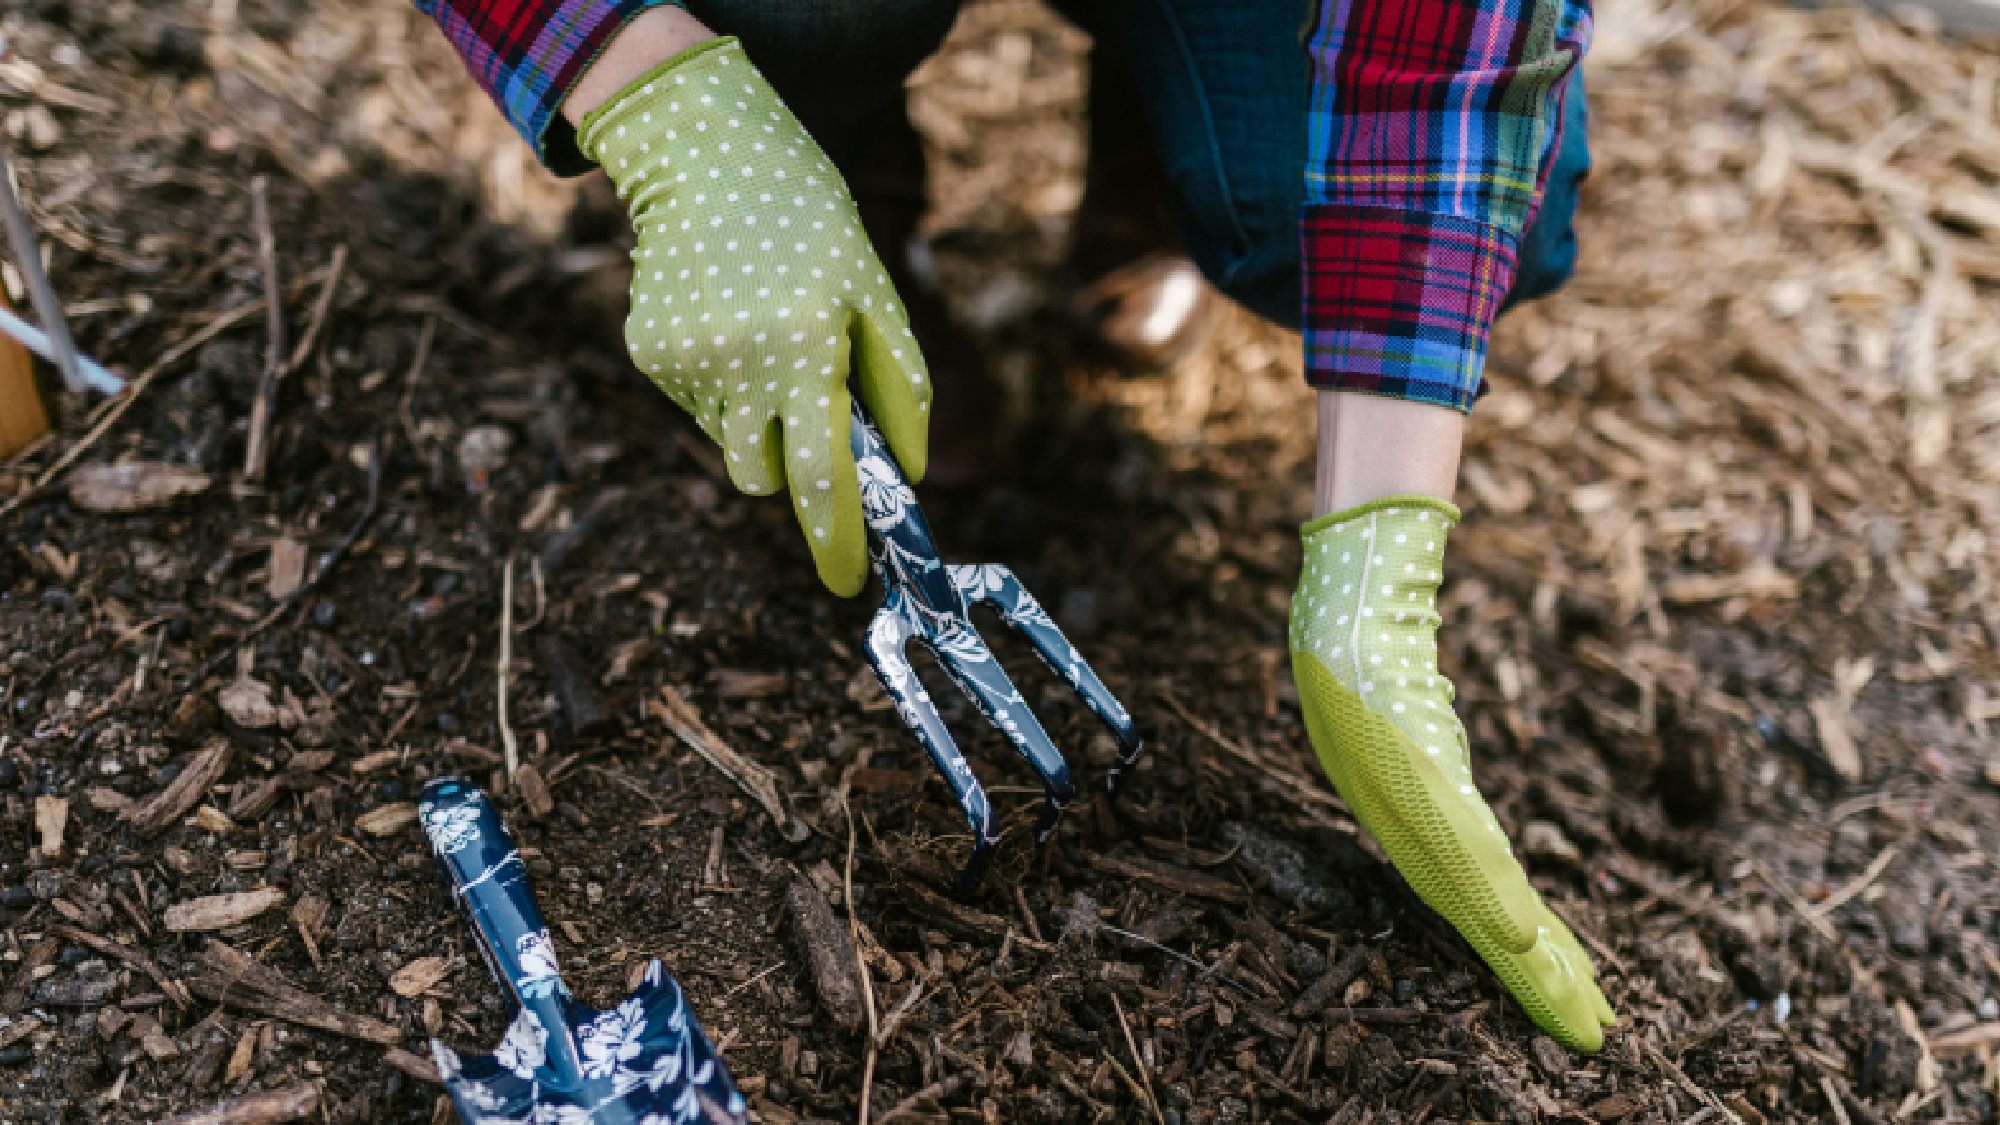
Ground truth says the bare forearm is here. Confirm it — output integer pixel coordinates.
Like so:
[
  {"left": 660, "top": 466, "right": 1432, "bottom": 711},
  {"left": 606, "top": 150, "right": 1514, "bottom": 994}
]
[
  {"left": 562, "top": 6, "right": 720, "bottom": 125},
  {"left": 1313, "top": 391, "right": 1465, "bottom": 517}
]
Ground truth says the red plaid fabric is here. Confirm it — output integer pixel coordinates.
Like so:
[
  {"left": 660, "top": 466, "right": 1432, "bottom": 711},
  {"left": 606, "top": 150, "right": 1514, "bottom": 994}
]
[
  {"left": 1305, "top": 0, "right": 1591, "bottom": 408},
  {"left": 416, "top": 0, "right": 681, "bottom": 175}
]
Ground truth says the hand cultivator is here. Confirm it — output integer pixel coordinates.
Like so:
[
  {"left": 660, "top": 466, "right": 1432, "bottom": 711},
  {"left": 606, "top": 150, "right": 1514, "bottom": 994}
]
[
  {"left": 420, "top": 778, "right": 746, "bottom": 1124},
  {"left": 851, "top": 401, "right": 1145, "bottom": 896}
]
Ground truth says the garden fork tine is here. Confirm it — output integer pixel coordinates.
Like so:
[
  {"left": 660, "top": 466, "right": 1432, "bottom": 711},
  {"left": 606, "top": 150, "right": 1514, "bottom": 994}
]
[
  {"left": 851, "top": 399, "right": 1141, "bottom": 896},
  {"left": 947, "top": 565, "right": 1146, "bottom": 796}
]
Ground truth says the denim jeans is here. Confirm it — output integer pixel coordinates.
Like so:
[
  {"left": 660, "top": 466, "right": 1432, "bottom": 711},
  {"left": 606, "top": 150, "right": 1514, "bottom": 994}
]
[{"left": 678, "top": 0, "right": 1585, "bottom": 331}]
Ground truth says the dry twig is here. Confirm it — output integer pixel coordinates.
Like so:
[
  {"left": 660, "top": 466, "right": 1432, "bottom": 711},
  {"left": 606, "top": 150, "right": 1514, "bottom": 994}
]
[
  {"left": 652, "top": 686, "right": 807, "bottom": 842},
  {"left": 242, "top": 176, "right": 285, "bottom": 482},
  {"left": 499, "top": 553, "right": 519, "bottom": 777}
]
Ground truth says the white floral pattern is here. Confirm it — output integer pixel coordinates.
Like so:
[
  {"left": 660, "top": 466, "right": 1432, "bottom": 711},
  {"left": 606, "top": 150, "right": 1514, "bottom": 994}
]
[
  {"left": 494, "top": 1007, "right": 547, "bottom": 1080},
  {"left": 579, "top": 997, "right": 648, "bottom": 1079},
  {"left": 514, "top": 929, "right": 563, "bottom": 999},
  {"left": 950, "top": 563, "right": 1009, "bottom": 602},
  {"left": 856, "top": 455, "right": 917, "bottom": 532},
  {"left": 421, "top": 799, "right": 483, "bottom": 855}
]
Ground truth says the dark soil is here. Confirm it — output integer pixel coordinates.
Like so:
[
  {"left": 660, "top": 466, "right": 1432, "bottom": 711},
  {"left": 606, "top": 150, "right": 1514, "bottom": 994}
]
[{"left": 0, "top": 0, "right": 1997, "bottom": 1122}]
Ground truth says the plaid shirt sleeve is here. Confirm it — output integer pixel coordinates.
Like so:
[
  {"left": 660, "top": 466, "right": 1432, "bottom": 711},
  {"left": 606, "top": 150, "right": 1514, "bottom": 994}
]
[
  {"left": 1304, "top": 0, "right": 1591, "bottom": 410},
  {"left": 415, "top": 0, "right": 683, "bottom": 176}
]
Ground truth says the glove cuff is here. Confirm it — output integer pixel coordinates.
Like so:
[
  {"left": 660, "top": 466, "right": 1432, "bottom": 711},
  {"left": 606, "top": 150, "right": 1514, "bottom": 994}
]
[
  {"left": 1301, "top": 493, "right": 1461, "bottom": 542},
  {"left": 578, "top": 36, "right": 763, "bottom": 173}
]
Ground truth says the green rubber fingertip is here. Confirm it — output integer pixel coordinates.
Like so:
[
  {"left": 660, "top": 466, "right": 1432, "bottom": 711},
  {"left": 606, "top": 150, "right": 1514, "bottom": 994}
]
[
  {"left": 811, "top": 532, "right": 867, "bottom": 598},
  {"left": 854, "top": 313, "right": 930, "bottom": 484},
  {"left": 801, "top": 383, "right": 868, "bottom": 598}
]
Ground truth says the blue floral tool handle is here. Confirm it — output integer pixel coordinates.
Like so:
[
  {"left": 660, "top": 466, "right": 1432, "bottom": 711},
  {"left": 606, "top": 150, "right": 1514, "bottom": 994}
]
[
  {"left": 851, "top": 401, "right": 1145, "bottom": 897},
  {"left": 420, "top": 777, "right": 746, "bottom": 1124}
]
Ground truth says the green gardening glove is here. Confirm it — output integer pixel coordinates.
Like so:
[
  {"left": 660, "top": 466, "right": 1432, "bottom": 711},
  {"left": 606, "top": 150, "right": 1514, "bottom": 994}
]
[
  {"left": 1289, "top": 496, "right": 1617, "bottom": 1051},
  {"left": 579, "top": 38, "right": 931, "bottom": 596}
]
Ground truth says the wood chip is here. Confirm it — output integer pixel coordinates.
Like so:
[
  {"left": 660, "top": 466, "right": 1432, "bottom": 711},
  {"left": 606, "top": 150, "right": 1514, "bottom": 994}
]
[
  {"left": 354, "top": 802, "right": 418, "bottom": 837},
  {"left": 786, "top": 876, "right": 865, "bottom": 1034},
  {"left": 895, "top": 880, "right": 1054, "bottom": 953},
  {"left": 194, "top": 805, "right": 237, "bottom": 833},
  {"left": 1293, "top": 944, "right": 1373, "bottom": 1019},
  {"left": 3, "top": 939, "right": 59, "bottom": 1014},
  {"left": 0, "top": 1015, "right": 41, "bottom": 1051},
  {"left": 387, "top": 956, "right": 453, "bottom": 998},
  {"left": 1808, "top": 697, "right": 1864, "bottom": 783},
  {"left": 227, "top": 776, "right": 285, "bottom": 823},
  {"left": 349, "top": 748, "right": 401, "bottom": 773},
  {"left": 165, "top": 888, "right": 286, "bottom": 932},
  {"left": 187, "top": 940, "right": 399, "bottom": 1045},
  {"left": 382, "top": 1046, "right": 442, "bottom": 1084},
  {"left": 266, "top": 537, "right": 308, "bottom": 601},
  {"left": 217, "top": 677, "right": 280, "bottom": 729},
  {"left": 1087, "top": 853, "right": 1249, "bottom": 904},
  {"left": 68, "top": 461, "right": 211, "bottom": 511},
  {"left": 1930, "top": 1021, "right": 2000, "bottom": 1057},
  {"left": 125, "top": 737, "right": 233, "bottom": 837},
  {"left": 32, "top": 793, "right": 65, "bottom": 856},
  {"left": 224, "top": 1023, "right": 259, "bottom": 1085},
  {"left": 1658, "top": 562, "right": 1798, "bottom": 604},
  {"left": 512, "top": 761, "right": 554, "bottom": 819},
  {"left": 709, "top": 668, "right": 789, "bottom": 699},
  {"left": 155, "top": 1082, "right": 318, "bottom": 1125}
]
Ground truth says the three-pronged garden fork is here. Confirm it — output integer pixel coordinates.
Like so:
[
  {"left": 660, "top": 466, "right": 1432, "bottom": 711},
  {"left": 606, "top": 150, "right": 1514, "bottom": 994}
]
[{"left": 850, "top": 400, "right": 1145, "bottom": 896}]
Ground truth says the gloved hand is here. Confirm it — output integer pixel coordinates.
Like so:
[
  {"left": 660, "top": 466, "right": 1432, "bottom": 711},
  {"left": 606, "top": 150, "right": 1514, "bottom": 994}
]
[
  {"left": 579, "top": 38, "right": 931, "bottom": 596},
  {"left": 1289, "top": 496, "right": 1616, "bottom": 1051}
]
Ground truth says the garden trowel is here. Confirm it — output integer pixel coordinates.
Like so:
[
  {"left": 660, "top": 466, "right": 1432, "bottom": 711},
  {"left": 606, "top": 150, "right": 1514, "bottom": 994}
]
[{"left": 419, "top": 777, "right": 745, "bottom": 1124}]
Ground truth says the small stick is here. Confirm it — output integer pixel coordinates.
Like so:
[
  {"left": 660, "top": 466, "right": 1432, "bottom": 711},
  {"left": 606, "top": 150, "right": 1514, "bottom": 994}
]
[
  {"left": 876, "top": 974, "right": 928, "bottom": 1048},
  {"left": 0, "top": 300, "right": 261, "bottom": 520},
  {"left": 283, "top": 245, "right": 345, "bottom": 374},
  {"left": 155, "top": 1080, "right": 318, "bottom": 1125},
  {"left": 0, "top": 142, "right": 89, "bottom": 395},
  {"left": 243, "top": 177, "right": 286, "bottom": 482},
  {"left": 1747, "top": 857, "right": 1839, "bottom": 942},
  {"left": 844, "top": 794, "right": 881, "bottom": 1125},
  {"left": 1822, "top": 1077, "right": 1853, "bottom": 1125},
  {"left": 397, "top": 314, "right": 436, "bottom": 454},
  {"left": 1113, "top": 994, "right": 1166, "bottom": 1125},
  {"left": 652, "top": 687, "right": 807, "bottom": 842},
  {"left": 499, "top": 554, "right": 520, "bottom": 777},
  {"left": 1811, "top": 837, "right": 1905, "bottom": 919},
  {"left": 1014, "top": 884, "right": 1044, "bottom": 943},
  {"left": 50, "top": 924, "right": 189, "bottom": 1008},
  {"left": 874, "top": 1071, "right": 975, "bottom": 1125},
  {"left": 702, "top": 824, "right": 726, "bottom": 888},
  {"left": 197, "top": 429, "right": 384, "bottom": 682}
]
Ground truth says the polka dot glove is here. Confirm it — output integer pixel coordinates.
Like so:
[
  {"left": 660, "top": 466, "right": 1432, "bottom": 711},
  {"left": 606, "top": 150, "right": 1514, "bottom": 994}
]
[
  {"left": 1289, "top": 495, "right": 1616, "bottom": 1051},
  {"left": 579, "top": 39, "right": 931, "bottom": 596}
]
